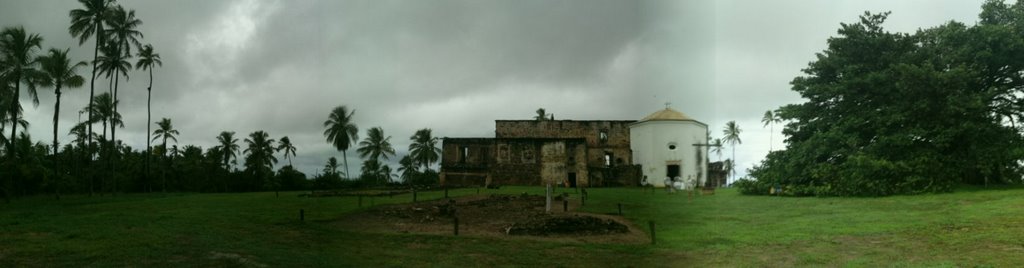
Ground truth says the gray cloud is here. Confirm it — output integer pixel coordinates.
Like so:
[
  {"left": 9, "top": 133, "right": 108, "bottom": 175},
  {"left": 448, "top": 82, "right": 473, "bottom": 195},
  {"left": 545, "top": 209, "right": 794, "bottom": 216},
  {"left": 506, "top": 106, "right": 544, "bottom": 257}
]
[{"left": 1, "top": 0, "right": 987, "bottom": 179}]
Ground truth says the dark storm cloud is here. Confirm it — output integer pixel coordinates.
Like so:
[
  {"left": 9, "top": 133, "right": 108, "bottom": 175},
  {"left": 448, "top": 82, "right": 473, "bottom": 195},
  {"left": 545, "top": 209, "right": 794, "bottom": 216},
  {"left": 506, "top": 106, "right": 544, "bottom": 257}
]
[{"left": 0, "top": 0, "right": 988, "bottom": 178}]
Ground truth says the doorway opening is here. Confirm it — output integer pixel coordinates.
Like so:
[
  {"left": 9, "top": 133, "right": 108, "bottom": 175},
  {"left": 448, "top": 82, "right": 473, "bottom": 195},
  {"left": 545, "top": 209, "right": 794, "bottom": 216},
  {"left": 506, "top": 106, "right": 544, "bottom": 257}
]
[{"left": 666, "top": 164, "right": 680, "bottom": 179}]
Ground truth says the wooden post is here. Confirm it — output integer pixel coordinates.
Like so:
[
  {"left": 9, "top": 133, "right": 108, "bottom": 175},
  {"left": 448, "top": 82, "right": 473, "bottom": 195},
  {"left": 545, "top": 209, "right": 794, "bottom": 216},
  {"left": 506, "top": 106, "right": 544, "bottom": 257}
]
[
  {"left": 300, "top": 209, "right": 304, "bottom": 221},
  {"left": 545, "top": 182, "right": 552, "bottom": 213},
  {"left": 649, "top": 221, "right": 656, "bottom": 245},
  {"left": 453, "top": 216, "right": 459, "bottom": 236},
  {"left": 618, "top": 203, "right": 623, "bottom": 215},
  {"left": 563, "top": 199, "right": 568, "bottom": 212}
]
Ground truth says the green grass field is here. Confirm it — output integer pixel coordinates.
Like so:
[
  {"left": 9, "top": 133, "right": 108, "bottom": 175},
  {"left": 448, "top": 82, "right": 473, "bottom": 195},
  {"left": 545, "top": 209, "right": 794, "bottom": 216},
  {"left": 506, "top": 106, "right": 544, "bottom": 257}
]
[{"left": 2, "top": 186, "right": 1023, "bottom": 267}]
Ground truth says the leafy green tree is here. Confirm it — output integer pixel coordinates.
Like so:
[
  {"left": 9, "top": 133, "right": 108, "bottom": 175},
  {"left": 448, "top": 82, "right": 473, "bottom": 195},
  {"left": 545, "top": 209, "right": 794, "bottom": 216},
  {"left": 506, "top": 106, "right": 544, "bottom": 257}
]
[
  {"left": 323, "top": 105, "right": 358, "bottom": 178},
  {"left": 409, "top": 128, "right": 441, "bottom": 172},
  {"left": 276, "top": 136, "right": 296, "bottom": 167},
  {"left": 746, "top": 9, "right": 1024, "bottom": 196},
  {"left": 151, "top": 118, "right": 177, "bottom": 192},
  {"left": 136, "top": 44, "right": 161, "bottom": 180},
  {"left": 761, "top": 110, "right": 781, "bottom": 152},
  {"left": 243, "top": 130, "right": 277, "bottom": 196},
  {"left": 69, "top": 0, "right": 115, "bottom": 149},
  {"left": 1, "top": 26, "right": 43, "bottom": 156},
  {"left": 722, "top": 121, "right": 741, "bottom": 183}
]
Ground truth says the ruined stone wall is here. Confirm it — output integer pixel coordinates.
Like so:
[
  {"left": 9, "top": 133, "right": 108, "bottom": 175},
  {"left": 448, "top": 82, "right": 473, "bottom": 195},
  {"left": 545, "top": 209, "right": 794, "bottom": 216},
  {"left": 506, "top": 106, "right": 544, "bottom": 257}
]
[
  {"left": 440, "top": 138, "right": 494, "bottom": 186},
  {"left": 495, "top": 120, "right": 634, "bottom": 167},
  {"left": 490, "top": 139, "right": 541, "bottom": 185}
]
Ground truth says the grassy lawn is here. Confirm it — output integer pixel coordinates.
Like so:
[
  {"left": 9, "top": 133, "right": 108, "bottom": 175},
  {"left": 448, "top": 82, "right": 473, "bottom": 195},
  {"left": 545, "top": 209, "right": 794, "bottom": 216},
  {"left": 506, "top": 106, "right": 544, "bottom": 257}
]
[{"left": 2, "top": 186, "right": 1023, "bottom": 267}]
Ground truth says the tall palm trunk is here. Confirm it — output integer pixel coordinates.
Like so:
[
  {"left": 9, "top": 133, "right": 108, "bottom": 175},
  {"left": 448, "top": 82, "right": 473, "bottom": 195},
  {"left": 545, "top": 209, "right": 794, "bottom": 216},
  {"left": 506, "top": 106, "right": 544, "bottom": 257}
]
[
  {"left": 53, "top": 85, "right": 63, "bottom": 200},
  {"left": 162, "top": 137, "right": 167, "bottom": 193},
  {"left": 731, "top": 146, "right": 736, "bottom": 184},
  {"left": 111, "top": 68, "right": 120, "bottom": 196},
  {"left": 87, "top": 26, "right": 102, "bottom": 198},
  {"left": 100, "top": 119, "right": 107, "bottom": 195},
  {"left": 9, "top": 80, "right": 20, "bottom": 157},
  {"left": 146, "top": 69, "right": 152, "bottom": 193},
  {"left": 343, "top": 150, "right": 349, "bottom": 179}
]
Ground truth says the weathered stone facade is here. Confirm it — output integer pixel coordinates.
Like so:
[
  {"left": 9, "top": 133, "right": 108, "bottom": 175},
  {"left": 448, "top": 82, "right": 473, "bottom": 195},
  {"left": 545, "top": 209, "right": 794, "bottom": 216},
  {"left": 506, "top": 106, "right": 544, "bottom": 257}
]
[{"left": 441, "top": 120, "right": 641, "bottom": 187}]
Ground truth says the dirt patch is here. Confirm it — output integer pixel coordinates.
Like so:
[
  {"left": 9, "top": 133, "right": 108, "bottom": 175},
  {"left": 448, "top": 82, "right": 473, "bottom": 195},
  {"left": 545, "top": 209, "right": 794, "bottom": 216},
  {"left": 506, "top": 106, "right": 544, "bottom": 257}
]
[
  {"left": 336, "top": 194, "right": 648, "bottom": 244},
  {"left": 208, "top": 251, "right": 267, "bottom": 268}
]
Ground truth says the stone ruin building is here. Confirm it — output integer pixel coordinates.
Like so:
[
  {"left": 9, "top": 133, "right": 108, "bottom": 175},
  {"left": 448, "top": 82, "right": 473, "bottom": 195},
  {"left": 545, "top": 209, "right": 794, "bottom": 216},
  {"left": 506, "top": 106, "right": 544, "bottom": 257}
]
[{"left": 440, "top": 108, "right": 729, "bottom": 188}]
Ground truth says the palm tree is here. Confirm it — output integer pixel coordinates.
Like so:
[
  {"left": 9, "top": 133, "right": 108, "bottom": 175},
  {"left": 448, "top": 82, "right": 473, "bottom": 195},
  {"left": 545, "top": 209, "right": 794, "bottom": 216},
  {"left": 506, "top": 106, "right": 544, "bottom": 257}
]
[
  {"left": 323, "top": 105, "right": 358, "bottom": 178},
  {"left": 136, "top": 44, "right": 161, "bottom": 179},
  {"left": 0, "top": 26, "right": 43, "bottom": 156},
  {"left": 409, "top": 128, "right": 441, "bottom": 172},
  {"left": 722, "top": 121, "right": 742, "bottom": 184},
  {"left": 323, "top": 156, "right": 340, "bottom": 176},
  {"left": 83, "top": 93, "right": 121, "bottom": 143},
  {"left": 151, "top": 118, "right": 178, "bottom": 192},
  {"left": 69, "top": 0, "right": 115, "bottom": 150},
  {"left": 36, "top": 48, "right": 86, "bottom": 194},
  {"left": 277, "top": 136, "right": 297, "bottom": 167},
  {"left": 215, "top": 131, "right": 239, "bottom": 170},
  {"left": 762, "top": 110, "right": 782, "bottom": 152},
  {"left": 95, "top": 40, "right": 129, "bottom": 139},
  {"left": 380, "top": 164, "right": 395, "bottom": 184},
  {"left": 357, "top": 127, "right": 395, "bottom": 162},
  {"left": 710, "top": 138, "right": 723, "bottom": 162},
  {"left": 534, "top": 108, "right": 548, "bottom": 121},
  {"left": 723, "top": 159, "right": 734, "bottom": 185},
  {"left": 361, "top": 159, "right": 381, "bottom": 184},
  {"left": 105, "top": 6, "right": 143, "bottom": 58},
  {"left": 244, "top": 131, "right": 277, "bottom": 196},
  {"left": 397, "top": 155, "right": 416, "bottom": 183},
  {"left": 103, "top": 6, "right": 142, "bottom": 146}
]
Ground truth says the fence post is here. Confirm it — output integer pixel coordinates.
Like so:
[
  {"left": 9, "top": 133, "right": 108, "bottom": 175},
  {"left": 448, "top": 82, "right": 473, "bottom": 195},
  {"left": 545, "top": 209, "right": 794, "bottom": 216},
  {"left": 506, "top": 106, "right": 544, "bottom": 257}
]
[
  {"left": 453, "top": 216, "right": 460, "bottom": 236},
  {"left": 649, "top": 221, "right": 656, "bottom": 245}
]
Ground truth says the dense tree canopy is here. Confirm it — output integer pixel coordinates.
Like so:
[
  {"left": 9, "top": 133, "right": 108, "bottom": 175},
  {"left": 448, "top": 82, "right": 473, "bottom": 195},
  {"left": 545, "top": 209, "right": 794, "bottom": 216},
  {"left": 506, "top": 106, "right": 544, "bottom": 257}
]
[{"left": 742, "top": 3, "right": 1024, "bottom": 196}]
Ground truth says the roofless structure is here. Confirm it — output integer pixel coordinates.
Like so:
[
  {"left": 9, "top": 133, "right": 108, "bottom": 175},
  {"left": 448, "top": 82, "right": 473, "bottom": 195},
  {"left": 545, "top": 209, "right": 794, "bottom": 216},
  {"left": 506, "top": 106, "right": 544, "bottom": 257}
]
[{"left": 440, "top": 108, "right": 709, "bottom": 188}]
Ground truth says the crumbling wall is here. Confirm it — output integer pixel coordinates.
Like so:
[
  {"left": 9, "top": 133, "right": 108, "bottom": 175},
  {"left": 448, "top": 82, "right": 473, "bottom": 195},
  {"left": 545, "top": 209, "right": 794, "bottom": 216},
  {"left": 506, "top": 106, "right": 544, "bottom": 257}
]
[
  {"left": 496, "top": 120, "right": 634, "bottom": 168},
  {"left": 440, "top": 138, "right": 494, "bottom": 186},
  {"left": 491, "top": 140, "right": 541, "bottom": 185},
  {"left": 540, "top": 142, "right": 567, "bottom": 185}
]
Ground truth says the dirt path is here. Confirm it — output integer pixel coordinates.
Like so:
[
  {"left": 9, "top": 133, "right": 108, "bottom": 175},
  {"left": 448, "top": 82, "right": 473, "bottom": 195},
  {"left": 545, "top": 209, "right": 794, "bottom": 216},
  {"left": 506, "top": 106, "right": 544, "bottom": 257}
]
[{"left": 335, "top": 194, "right": 649, "bottom": 244}]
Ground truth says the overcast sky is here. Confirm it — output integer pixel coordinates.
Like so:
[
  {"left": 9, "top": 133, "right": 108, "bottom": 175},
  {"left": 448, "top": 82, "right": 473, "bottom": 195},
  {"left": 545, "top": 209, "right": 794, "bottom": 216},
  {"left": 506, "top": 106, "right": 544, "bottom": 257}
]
[{"left": 1, "top": 0, "right": 987, "bottom": 180}]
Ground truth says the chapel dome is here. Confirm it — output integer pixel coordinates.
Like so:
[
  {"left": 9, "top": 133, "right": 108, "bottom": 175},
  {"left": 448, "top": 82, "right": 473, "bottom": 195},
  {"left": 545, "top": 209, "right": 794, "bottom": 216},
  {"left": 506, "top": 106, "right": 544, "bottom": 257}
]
[{"left": 639, "top": 108, "right": 694, "bottom": 122}]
